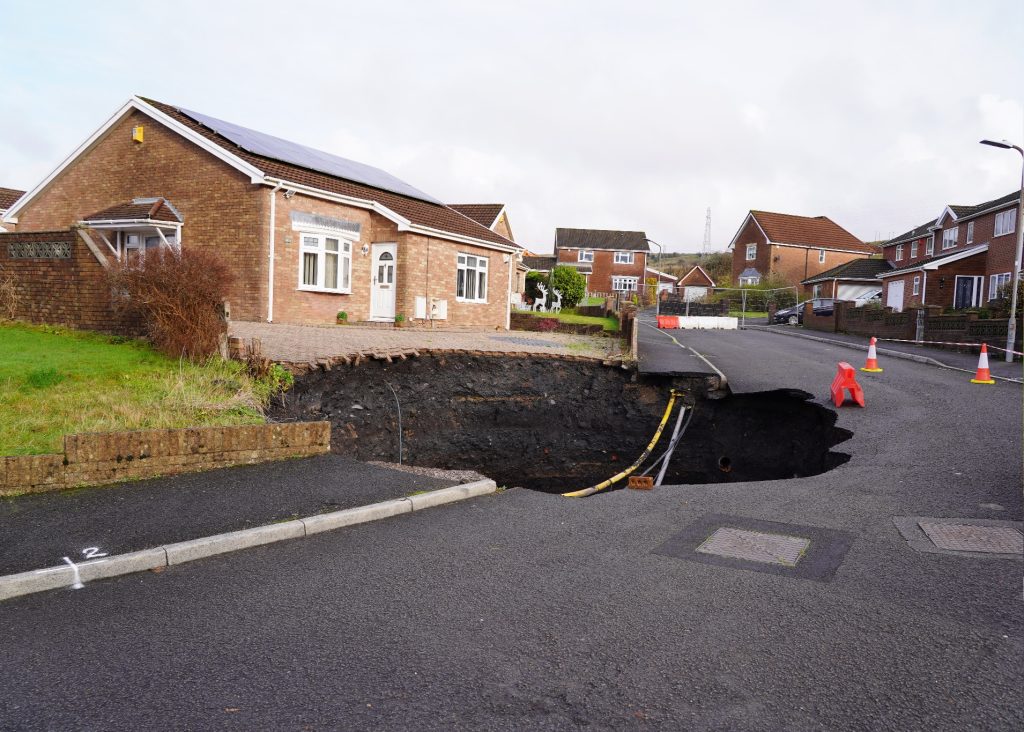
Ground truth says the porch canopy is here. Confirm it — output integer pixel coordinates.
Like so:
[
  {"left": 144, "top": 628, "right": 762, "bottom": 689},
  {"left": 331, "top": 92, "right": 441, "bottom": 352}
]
[{"left": 79, "top": 197, "right": 183, "bottom": 262}]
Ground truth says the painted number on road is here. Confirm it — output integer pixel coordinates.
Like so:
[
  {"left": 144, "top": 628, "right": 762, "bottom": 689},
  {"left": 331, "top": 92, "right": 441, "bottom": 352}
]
[{"left": 82, "top": 547, "right": 108, "bottom": 559}]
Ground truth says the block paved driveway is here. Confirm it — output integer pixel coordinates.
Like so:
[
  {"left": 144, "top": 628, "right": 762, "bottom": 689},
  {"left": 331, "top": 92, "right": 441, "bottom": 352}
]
[
  {"left": 230, "top": 320, "right": 621, "bottom": 362},
  {"left": 1, "top": 329, "right": 1020, "bottom": 731}
]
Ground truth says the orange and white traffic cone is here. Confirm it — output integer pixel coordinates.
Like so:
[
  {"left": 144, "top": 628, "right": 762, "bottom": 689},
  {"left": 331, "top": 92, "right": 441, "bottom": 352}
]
[
  {"left": 970, "top": 343, "right": 996, "bottom": 384},
  {"left": 861, "top": 337, "right": 883, "bottom": 373}
]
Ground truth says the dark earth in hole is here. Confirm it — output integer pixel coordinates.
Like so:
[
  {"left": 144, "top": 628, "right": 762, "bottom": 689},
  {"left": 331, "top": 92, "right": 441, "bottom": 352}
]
[{"left": 269, "top": 354, "right": 852, "bottom": 492}]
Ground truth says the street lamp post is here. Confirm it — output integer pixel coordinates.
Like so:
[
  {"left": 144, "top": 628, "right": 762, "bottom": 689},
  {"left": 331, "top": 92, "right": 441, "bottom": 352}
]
[
  {"left": 644, "top": 238, "right": 664, "bottom": 316},
  {"left": 980, "top": 139, "right": 1024, "bottom": 362}
]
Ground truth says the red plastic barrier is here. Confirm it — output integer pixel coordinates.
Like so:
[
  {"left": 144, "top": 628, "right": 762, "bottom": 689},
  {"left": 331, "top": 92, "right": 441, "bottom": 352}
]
[
  {"left": 657, "top": 315, "right": 680, "bottom": 329},
  {"left": 830, "top": 362, "right": 865, "bottom": 408}
]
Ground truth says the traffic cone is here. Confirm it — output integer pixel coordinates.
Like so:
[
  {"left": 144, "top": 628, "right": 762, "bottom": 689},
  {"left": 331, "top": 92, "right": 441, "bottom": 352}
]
[
  {"left": 861, "top": 337, "right": 883, "bottom": 372},
  {"left": 970, "top": 343, "right": 996, "bottom": 384}
]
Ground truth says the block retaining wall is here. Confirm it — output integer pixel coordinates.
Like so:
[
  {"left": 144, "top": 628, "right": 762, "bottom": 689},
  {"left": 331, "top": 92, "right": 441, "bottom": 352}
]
[{"left": 1, "top": 421, "right": 331, "bottom": 497}]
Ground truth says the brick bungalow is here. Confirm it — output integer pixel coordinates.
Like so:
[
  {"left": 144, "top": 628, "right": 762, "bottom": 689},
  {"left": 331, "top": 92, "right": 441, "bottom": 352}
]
[
  {"left": 728, "top": 210, "right": 874, "bottom": 287},
  {"left": 877, "top": 191, "right": 1020, "bottom": 311},
  {"left": 0, "top": 96, "right": 520, "bottom": 330},
  {"left": 800, "top": 257, "right": 891, "bottom": 299},
  {"left": 677, "top": 265, "right": 716, "bottom": 301},
  {"left": 553, "top": 228, "right": 649, "bottom": 295}
]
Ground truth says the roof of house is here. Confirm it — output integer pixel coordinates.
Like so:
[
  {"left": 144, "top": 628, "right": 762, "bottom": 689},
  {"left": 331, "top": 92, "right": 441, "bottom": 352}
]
[
  {"left": 522, "top": 255, "right": 557, "bottom": 271},
  {"left": 946, "top": 191, "right": 1019, "bottom": 222},
  {"left": 883, "top": 220, "right": 937, "bottom": 247},
  {"left": 83, "top": 197, "right": 183, "bottom": 223},
  {"left": 0, "top": 187, "right": 25, "bottom": 211},
  {"left": 448, "top": 204, "right": 504, "bottom": 229},
  {"left": 877, "top": 243, "right": 989, "bottom": 278},
  {"left": 739, "top": 267, "right": 761, "bottom": 279},
  {"left": 678, "top": 265, "right": 716, "bottom": 287},
  {"left": 139, "top": 99, "right": 517, "bottom": 249},
  {"left": 801, "top": 257, "right": 893, "bottom": 285},
  {"left": 555, "top": 228, "right": 649, "bottom": 252},
  {"left": 746, "top": 211, "right": 872, "bottom": 253}
]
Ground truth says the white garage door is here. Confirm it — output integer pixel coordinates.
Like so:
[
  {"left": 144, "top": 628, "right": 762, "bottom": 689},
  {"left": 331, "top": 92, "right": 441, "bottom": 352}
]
[{"left": 886, "top": 280, "right": 904, "bottom": 312}]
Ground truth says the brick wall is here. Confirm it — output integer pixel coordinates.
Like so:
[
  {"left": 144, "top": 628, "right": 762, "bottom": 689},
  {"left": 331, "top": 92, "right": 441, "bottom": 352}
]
[
  {"left": 731, "top": 217, "right": 769, "bottom": 282},
  {"left": 802, "top": 302, "right": 836, "bottom": 332},
  {"left": 0, "top": 229, "right": 140, "bottom": 333},
  {"left": 772, "top": 244, "right": 867, "bottom": 288},
  {"left": 12, "top": 110, "right": 268, "bottom": 320},
  {"left": 1, "top": 422, "right": 330, "bottom": 497}
]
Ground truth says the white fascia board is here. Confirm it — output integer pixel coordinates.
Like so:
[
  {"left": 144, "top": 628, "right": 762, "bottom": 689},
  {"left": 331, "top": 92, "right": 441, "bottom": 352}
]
[
  {"left": 262, "top": 177, "right": 410, "bottom": 228},
  {"left": 78, "top": 219, "right": 181, "bottom": 228},
  {"left": 488, "top": 204, "right": 507, "bottom": 230},
  {"left": 727, "top": 212, "right": 770, "bottom": 250},
  {"left": 405, "top": 224, "right": 519, "bottom": 253},
  {"left": 935, "top": 206, "right": 958, "bottom": 226},
  {"left": 955, "top": 196, "right": 1020, "bottom": 224},
  {"left": 877, "top": 267, "right": 923, "bottom": 279},
  {"left": 644, "top": 267, "right": 673, "bottom": 278},
  {"left": 680, "top": 265, "right": 715, "bottom": 286},
  {"left": 920, "top": 244, "right": 988, "bottom": 270},
  {"left": 4, "top": 98, "right": 266, "bottom": 222}
]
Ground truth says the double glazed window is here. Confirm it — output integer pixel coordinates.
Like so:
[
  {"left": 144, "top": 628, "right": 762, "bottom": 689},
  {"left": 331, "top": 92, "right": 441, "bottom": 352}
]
[
  {"left": 925, "top": 236, "right": 934, "bottom": 256},
  {"left": 613, "top": 251, "right": 634, "bottom": 264},
  {"left": 300, "top": 233, "right": 352, "bottom": 292},
  {"left": 895, "top": 244, "right": 904, "bottom": 260},
  {"left": 912, "top": 276, "right": 921, "bottom": 296},
  {"left": 989, "top": 272, "right": 1011, "bottom": 299},
  {"left": 910, "top": 240, "right": 918, "bottom": 258},
  {"left": 995, "top": 209, "right": 1016, "bottom": 237},
  {"left": 457, "top": 253, "right": 488, "bottom": 302},
  {"left": 966, "top": 221, "right": 974, "bottom": 244},
  {"left": 746, "top": 243, "right": 757, "bottom": 261},
  {"left": 578, "top": 250, "right": 594, "bottom": 263},
  {"left": 942, "top": 227, "right": 958, "bottom": 250},
  {"left": 612, "top": 276, "right": 639, "bottom": 291},
  {"left": 818, "top": 249, "right": 826, "bottom": 264}
]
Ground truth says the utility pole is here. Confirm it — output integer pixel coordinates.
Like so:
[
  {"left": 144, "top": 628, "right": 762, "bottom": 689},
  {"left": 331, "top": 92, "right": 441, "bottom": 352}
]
[{"left": 702, "top": 207, "right": 712, "bottom": 256}]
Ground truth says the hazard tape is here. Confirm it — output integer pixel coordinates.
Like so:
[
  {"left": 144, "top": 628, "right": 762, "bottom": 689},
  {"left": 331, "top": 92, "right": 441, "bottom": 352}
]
[{"left": 876, "top": 338, "right": 1024, "bottom": 358}]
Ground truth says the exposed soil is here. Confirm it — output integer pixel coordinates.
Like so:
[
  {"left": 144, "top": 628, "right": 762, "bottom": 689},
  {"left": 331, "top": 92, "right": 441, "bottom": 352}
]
[{"left": 270, "top": 354, "right": 851, "bottom": 493}]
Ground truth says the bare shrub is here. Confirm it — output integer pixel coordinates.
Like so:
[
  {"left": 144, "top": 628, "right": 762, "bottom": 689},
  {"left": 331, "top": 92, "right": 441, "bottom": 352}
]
[
  {"left": 108, "top": 248, "right": 232, "bottom": 360},
  {"left": 0, "top": 263, "right": 20, "bottom": 321}
]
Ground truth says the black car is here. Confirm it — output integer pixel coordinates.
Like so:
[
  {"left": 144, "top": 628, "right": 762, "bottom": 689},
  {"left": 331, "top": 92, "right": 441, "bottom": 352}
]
[{"left": 773, "top": 298, "right": 836, "bottom": 325}]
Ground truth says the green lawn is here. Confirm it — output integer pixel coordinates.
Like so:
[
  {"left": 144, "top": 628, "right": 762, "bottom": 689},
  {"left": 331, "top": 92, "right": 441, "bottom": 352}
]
[
  {"left": 728, "top": 310, "right": 769, "bottom": 318},
  {"left": 515, "top": 309, "right": 620, "bottom": 332},
  {"left": 582, "top": 296, "right": 605, "bottom": 306},
  {"left": 0, "top": 323, "right": 279, "bottom": 455}
]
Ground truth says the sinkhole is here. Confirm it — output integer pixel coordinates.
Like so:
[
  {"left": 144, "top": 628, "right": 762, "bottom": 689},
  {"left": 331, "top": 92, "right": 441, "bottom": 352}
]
[{"left": 269, "top": 353, "right": 852, "bottom": 493}]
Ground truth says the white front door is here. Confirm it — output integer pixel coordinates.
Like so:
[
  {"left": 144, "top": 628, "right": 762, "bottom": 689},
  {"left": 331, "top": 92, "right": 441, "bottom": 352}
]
[
  {"left": 370, "top": 243, "right": 397, "bottom": 321},
  {"left": 886, "top": 280, "right": 904, "bottom": 311}
]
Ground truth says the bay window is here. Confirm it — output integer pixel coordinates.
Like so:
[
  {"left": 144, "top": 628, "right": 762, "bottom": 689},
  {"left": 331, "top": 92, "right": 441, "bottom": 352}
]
[{"left": 611, "top": 276, "right": 639, "bottom": 291}]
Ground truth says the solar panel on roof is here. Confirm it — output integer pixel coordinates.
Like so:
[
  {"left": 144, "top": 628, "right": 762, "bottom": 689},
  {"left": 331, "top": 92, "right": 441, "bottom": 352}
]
[{"left": 177, "top": 107, "right": 441, "bottom": 204}]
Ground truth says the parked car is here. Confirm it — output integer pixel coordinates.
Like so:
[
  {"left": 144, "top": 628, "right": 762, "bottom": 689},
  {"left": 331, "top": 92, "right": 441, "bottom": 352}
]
[
  {"left": 773, "top": 298, "right": 836, "bottom": 325},
  {"left": 850, "top": 290, "right": 882, "bottom": 307}
]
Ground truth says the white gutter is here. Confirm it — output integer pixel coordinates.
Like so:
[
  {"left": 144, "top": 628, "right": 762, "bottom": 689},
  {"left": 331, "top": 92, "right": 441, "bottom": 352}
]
[
  {"left": 921, "top": 271, "right": 928, "bottom": 305},
  {"left": 268, "top": 182, "right": 283, "bottom": 322}
]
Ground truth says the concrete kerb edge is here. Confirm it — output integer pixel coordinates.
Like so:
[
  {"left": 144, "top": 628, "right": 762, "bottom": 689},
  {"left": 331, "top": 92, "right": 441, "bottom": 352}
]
[
  {"left": 742, "top": 325, "right": 1023, "bottom": 384},
  {"left": 0, "top": 478, "right": 498, "bottom": 602}
]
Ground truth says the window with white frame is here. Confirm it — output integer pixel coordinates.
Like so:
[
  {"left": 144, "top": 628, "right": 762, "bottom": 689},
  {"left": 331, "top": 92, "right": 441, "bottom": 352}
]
[
  {"left": 578, "top": 249, "right": 594, "bottom": 263},
  {"left": 613, "top": 251, "right": 634, "bottom": 264},
  {"left": 611, "top": 276, "right": 638, "bottom": 291},
  {"left": 812, "top": 284, "right": 822, "bottom": 297},
  {"left": 912, "top": 275, "right": 920, "bottom": 296},
  {"left": 910, "top": 240, "right": 918, "bottom": 258},
  {"left": 989, "top": 272, "right": 1011, "bottom": 299},
  {"left": 300, "top": 233, "right": 352, "bottom": 292},
  {"left": 942, "top": 227, "right": 958, "bottom": 250},
  {"left": 895, "top": 244, "right": 904, "bottom": 260},
  {"left": 818, "top": 249, "right": 826, "bottom": 264},
  {"left": 995, "top": 209, "right": 1016, "bottom": 237},
  {"left": 739, "top": 275, "right": 760, "bottom": 286},
  {"left": 966, "top": 221, "right": 974, "bottom": 244},
  {"left": 925, "top": 236, "right": 934, "bottom": 256},
  {"left": 745, "top": 243, "right": 757, "bottom": 261},
  {"left": 456, "top": 253, "right": 488, "bottom": 302}
]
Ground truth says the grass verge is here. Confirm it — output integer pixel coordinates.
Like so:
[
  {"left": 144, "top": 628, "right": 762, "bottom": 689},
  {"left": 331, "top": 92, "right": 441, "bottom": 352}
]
[{"left": 0, "top": 323, "right": 284, "bottom": 456}]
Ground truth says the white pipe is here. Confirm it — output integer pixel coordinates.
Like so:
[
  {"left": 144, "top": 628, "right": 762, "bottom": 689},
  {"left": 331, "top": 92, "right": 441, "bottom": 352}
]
[{"left": 268, "top": 182, "right": 282, "bottom": 322}]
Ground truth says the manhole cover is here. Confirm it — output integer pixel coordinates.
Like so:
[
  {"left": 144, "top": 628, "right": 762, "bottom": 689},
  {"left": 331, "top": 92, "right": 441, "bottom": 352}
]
[
  {"left": 696, "top": 527, "right": 810, "bottom": 567},
  {"left": 918, "top": 522, "right": 1023, "bottom": 554}
]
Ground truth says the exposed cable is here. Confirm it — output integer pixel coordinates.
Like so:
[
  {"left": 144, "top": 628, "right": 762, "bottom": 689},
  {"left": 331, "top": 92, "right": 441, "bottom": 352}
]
[{"left": 384, "top": 381, "right": 403, "bottom": 465}]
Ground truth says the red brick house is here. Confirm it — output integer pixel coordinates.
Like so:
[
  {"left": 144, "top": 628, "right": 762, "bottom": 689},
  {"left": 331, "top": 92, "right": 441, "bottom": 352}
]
[
  {"left": 877, "top": 191, "right": 1019, "bottom": 311},
  {"left": 728, "top": 211, "right": 874, "bottom": 287},
  {"left": 677, "top": 265, "right": 716, "bottom": 301},
  {"left": 0, "top": 96, "right": 520, "bottom": 330},
  {"left": 553, "top": 228, "right": 649, "bottom": 295}
]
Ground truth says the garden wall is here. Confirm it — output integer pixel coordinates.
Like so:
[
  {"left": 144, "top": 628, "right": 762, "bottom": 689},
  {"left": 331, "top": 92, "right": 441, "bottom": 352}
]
[
  {"left": 1, "top": 421, "right": 330, "bottom": 497},
  {"left": 510, "top": 312, "right": 605, "bottom": 335}
]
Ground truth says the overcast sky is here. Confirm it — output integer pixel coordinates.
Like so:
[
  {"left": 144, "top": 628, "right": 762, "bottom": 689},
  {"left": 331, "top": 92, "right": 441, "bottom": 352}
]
[{"left": 1, "top": 1, "right": 1022, "bottom": 252}]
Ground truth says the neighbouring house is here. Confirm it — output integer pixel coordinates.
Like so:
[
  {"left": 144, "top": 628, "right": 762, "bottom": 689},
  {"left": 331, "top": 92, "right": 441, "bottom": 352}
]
[
  {"left": 800, "top": 257, "right": 892, "bottom": 299},
  {"left": 728, "top": 210, "right": 874, "bottom": 287},
  {"left": 645, "top": 267, "right": 677, "bottom": 294},
  {"left": 0, "top": 96, "right": 520, "bottom": 331},
  {"left": 522, "top": 254, "right": 557, "bottom": 275},
  {"left": 877, "top": 191, "right": 1020, "bottom": 312},
  {"left": 0, "top": 188, "right": 24, "bottom": 232},
  {"left": 553, "top": 228, "right": 649, "bottom": 295},
  {"left": 677, "top": 265, "right": 716, "bottom": 301},
  {"left": 448, "top": 203, "right": 515, "bottom": 242}
]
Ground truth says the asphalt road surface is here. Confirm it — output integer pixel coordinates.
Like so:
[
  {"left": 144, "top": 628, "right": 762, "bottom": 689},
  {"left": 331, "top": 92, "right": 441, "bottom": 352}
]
[{"left": 1, "top": 329, "right": 1020, "bottom": 731}]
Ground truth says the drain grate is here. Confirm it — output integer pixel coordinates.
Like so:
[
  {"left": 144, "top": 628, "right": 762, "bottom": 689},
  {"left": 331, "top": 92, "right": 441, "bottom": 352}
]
[
  {"left": 918, "top": 522, "right": 1023, "bottom": 554},
  {"left": 696, "top": 527, "right": 810, "bottom": 567}
]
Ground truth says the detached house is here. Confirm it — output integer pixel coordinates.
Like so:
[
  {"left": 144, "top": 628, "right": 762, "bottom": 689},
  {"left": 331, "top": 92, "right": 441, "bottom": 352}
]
[
  {"left": 878, "top": 191, "right": 1020, "bottom": 311},
  {"left": 0, "top": 96, "right": 520, "bottom": 331},
  {"left": 728, "top": 211, "right": 873, "bottom": 287},
  {"left": 554, "top": 228, "right": 649, "bottom": 295}
]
